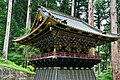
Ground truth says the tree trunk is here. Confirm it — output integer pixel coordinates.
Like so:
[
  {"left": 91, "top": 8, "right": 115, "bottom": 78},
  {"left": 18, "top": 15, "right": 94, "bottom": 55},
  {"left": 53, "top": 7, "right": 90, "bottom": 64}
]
[
  {"left": 3, "top": 0, "right": 13, "bottom": 60},
  {"left": 24, "top": 0, "right": 31, "bottom": 67},
  {"left": 88, "top": 0, "right": 93, "bottom": 26},
  {"left": 88, "top": 0, "right": 95, "bottom": 73},
  {"left": 110, "top": 0, "right": 119, "bottom": 79},
  {"left": 98, "top": 46, "right": 101, "bottom": 75},
  {"left": 88, "top": 0, "right": 94, "bottom": 55},
  {"left": 26, "top": 0, "right": 31, "bottom": 29},
  {"left": 13, "top": 0, "right": 16, "bottom": 3},
  {"left": 46, "top": 0, "right": 48, "bottom": 8},
  {"left": 118, "top": 28, "right": 120, "bottom": 79},
  {"left": 71, "top": 0, "right": 75, "bottom": 17},
  {"left": 106, "top": 54, "right": 108, "bottom": 71}
]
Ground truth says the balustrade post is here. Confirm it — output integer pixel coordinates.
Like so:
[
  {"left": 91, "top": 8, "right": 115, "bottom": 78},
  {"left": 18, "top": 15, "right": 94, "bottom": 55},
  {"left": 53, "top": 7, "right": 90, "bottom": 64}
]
[{"left": 54, "top": 47, "right": 56, "bottom": 57}]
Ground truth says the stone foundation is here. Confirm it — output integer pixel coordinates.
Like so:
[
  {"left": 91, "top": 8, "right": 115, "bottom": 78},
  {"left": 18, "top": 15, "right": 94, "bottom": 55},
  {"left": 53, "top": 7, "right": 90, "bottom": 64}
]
[{"left": 0, "top": 66, "right": 34, "bottom": 80}]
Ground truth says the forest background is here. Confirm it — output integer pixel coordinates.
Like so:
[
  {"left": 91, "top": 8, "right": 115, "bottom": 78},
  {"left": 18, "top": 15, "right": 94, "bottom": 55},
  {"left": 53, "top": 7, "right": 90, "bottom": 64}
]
[{"left": 0, "top": 0, "right": 120, "bottom": 79}]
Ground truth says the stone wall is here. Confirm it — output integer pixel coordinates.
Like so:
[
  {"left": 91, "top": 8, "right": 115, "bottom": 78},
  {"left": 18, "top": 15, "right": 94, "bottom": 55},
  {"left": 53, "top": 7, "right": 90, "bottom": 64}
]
[{"left": 0, "top": 66, "right": 34, "bottom": 80}]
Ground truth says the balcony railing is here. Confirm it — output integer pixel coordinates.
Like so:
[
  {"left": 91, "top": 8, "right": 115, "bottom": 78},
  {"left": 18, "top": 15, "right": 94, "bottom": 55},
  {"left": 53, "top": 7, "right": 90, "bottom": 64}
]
[{"left": 30, "top": 52, "right": 101, "bottom": 60}]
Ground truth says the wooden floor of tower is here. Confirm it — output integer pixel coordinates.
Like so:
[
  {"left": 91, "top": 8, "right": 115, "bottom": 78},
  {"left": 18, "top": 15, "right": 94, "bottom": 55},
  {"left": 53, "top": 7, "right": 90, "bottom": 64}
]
[{"left": 34, "top": 67, "right": 96, "bottom": 80}]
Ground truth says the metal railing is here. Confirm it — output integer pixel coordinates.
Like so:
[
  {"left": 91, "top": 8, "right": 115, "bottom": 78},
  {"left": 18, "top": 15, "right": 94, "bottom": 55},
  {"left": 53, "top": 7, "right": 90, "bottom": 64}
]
[{"left": 30, "top": 52, "right": 100, "bottom": 60}]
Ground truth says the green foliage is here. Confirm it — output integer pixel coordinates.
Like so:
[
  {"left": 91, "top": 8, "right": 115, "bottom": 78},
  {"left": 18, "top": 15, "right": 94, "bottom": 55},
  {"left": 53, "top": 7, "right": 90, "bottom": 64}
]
[
  {"left": 0, "top": 0, "right": 32, "bottom": 66},
  {"left": 48, "top": 2, "right": 58, "bottom": 10},
  {"left": 117, "top": 0, "right": 120, "bottom": 28},
  {"left": 96, "top": 66, "right": 112, "bottom": 80},
  {"left": 0, "top": 0, "right": 7, "bottom": 53},
  {"left": 0, "top": 1, "right": 120, "bottom": 79},
  {"left": 94, "top": 1, "right": 120, "bottom": 79},
  {"left": 8, "top": 52, "right": 24, "bottom": 65},
  {"left": 94, "top": 0, "right": 109, "bottom": 29},
  {"left": 75, "top": 0, "right": 88, "bottom": 22},
  {"left": 8, "top": 28, "right": 40, "bottom": 66},
  {"left": 37, "top": 0, "right": 46, "bottom": 7},
  {"left": 27, "top": 65, "right": 35, "bottom": 72},
  {"left": 31, "top": 0, "right": 58, "bottom": 22},
  {"left": 59, "top": 0, "right": 70, "bottom": 15},
  {"left": 12, "top": 0, "right": 27, "bottom": 28},
  {"left": 0, "top": 59, "right": 35, "bottom": 74}
]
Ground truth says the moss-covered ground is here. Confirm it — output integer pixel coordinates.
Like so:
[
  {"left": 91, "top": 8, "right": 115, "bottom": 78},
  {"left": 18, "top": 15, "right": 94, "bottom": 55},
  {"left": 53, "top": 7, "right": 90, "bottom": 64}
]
[{"left": 0, "top": 59, "right": 35, "bottom": 74}]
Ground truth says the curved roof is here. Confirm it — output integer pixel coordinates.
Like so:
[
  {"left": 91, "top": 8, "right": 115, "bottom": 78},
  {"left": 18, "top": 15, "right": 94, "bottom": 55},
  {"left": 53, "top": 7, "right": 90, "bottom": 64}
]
[
  {"left": 40, "top": 6, "right": 119, "bottom": 38},
  {"left": 14, "top": 6, "right": 119, "bottom": 44}
]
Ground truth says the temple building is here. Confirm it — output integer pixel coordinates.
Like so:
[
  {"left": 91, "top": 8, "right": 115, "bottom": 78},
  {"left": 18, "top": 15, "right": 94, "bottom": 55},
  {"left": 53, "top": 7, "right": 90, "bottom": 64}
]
[{"left": 14, "top": 6, "right": 119, "bottom": 80}]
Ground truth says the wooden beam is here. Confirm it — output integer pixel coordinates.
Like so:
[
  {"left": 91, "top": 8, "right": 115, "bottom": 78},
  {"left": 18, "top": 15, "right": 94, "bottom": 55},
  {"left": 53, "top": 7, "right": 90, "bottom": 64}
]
[{"left": 110, "top": 0, "right": 119, "bottom": 79}]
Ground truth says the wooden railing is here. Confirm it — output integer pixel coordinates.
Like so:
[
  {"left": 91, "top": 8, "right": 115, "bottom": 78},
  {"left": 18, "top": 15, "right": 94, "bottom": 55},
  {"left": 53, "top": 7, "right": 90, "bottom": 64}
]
[{"left": 30, "top": 52, "right": 101, "bottom": 60}]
